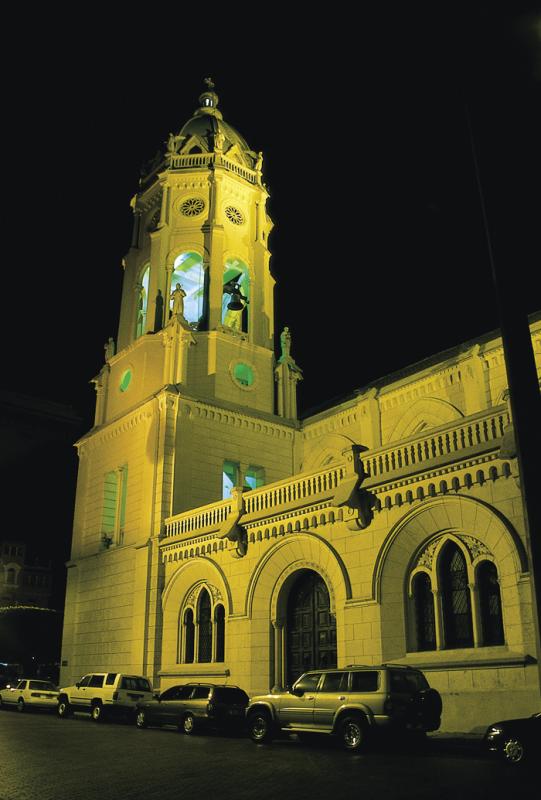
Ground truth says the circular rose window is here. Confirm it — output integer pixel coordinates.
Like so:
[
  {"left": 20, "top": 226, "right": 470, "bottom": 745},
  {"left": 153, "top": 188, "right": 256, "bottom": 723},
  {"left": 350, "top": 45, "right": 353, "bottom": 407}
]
[
  {"left": 180, "top": 197, "right": 205, "bottom": 217},
  {"left": 224, "top": 206, "right": 245, "bottom": 225}
]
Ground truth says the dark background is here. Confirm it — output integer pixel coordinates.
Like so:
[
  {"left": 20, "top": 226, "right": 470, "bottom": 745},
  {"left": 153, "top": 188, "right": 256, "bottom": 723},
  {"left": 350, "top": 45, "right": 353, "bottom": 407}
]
[{"left": 1, "top": 6, "right": 539, "bottom": 614}]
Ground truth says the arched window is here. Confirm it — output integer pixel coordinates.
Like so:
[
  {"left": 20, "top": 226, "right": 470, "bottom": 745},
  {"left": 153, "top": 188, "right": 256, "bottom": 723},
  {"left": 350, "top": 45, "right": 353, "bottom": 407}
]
[
  {"left": 197, "top": 589, "right": 212, "bottom": 663},
  {"left": 171, "top": 252, "right": 206, "bottom": 328},
  {"left": 215, "top": 604, "right": 225, "bottom": 662},
  {"left": 439, "top": 543, "right": 473, "bottom": 648},
  {"left": 412, "top": 572, "right": 436, "bottom": 651},
  {"left": 184, "top": 609, "right": 195, "bottom": 663},
  {"left": 6, "top": 567, "right": 16, "bottom": 585},
  {"left": 222, "top": 258, "right": 250, "bottom": 332},
  {"left": 477, "top": 561, "right": 504, "bottom": 645},
  {"left": 179, "top": 585, "right": 226, "bottom": 664},
  {"left": 135, "top": 266, "right": 150, "bottom": 339}
]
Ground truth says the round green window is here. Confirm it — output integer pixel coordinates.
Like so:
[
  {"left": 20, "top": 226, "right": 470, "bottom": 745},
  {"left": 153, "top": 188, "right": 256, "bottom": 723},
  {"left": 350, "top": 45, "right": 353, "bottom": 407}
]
[
  {"left": 233, "top": 363, "right": 254, "bottom": 387},
  {"left": 119, "top": 369, "right": 132, "bottom": 392}
]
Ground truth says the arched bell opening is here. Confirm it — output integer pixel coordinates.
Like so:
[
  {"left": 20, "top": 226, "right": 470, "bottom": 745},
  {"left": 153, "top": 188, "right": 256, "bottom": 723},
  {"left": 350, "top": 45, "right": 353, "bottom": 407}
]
[{"left": 222, "top": 258, "right": 250, "bottom": 333}]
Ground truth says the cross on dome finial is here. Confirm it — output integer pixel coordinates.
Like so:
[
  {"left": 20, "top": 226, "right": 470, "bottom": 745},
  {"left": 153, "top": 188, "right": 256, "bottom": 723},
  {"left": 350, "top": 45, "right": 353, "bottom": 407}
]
[{"left": 198, "top": 78, "right": 219, "bottom": 112}]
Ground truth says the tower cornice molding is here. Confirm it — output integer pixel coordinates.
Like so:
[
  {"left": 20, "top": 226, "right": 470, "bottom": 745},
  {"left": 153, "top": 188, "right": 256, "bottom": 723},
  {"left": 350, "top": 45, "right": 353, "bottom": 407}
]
[{"left": 76, "top": 401, "right": 155, "bottom": 454}]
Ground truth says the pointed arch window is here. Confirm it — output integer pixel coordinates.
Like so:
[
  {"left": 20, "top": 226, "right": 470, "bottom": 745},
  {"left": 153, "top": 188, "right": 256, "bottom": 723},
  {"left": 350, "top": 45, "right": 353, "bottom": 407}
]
[
  {"left": 477, "top": 561, "right": 504, "bottom": 646},
  {"left": 198, "top": 589, "right": 212, "bottom": 663},
  {"left": 440, "top": 542, "right": 473, "bottom": 648},
  {"left": 215, "top": 604, "right": 225, "bottom": 662},
  {"left": 135, "top": 266, "right": 150, "bottom": 339},
  {"left": 412, "top": 572, "right": 436, "bottom": 651},
  {"left": 184, "top": 609, "right": 195, "bottom": 663},
  {"left": 179, "top": 585, "right": 226, "bottom": 664},
  {"left": 409, "top": 537, "right": 505, "bottom": 652}
]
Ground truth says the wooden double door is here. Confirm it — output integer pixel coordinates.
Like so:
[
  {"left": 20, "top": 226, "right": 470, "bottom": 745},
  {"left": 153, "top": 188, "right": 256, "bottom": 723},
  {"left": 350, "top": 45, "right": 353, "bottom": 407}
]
[{"left": 286, "top": 571, "right": 337, "bottom": 686}]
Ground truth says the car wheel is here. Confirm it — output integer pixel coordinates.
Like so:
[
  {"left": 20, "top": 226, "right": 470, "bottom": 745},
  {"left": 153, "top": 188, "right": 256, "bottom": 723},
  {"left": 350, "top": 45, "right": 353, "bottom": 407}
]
[
  {"left": 182, "top": 713, "right": 196, "bottom": 735},
  {"left": 502, "top": 737, "right": 526, "bottom": 764},
  {"left": 248, "top": 710, "right": 273, "bottom": 744},
  {"left": 91, "top": 702, "right": 104, "bottom": 723},
  {"left": 136, "top": 710, "right": 148, "bottom": 729},
  {"left": 338, "top": 713, "right": 367, "bottom": 751},
  {"left": 17, "top": 699, "right": 25, "bottom": 713},
  {"left": 57, "top": 697, "right": 72, "bottom": 718}
]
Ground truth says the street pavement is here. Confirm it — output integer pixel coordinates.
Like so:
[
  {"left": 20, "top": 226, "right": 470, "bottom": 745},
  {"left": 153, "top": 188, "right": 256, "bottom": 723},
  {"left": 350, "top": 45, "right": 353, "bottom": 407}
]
[{"left": 0, "top": 709, "right": 537, "bottom": 800}]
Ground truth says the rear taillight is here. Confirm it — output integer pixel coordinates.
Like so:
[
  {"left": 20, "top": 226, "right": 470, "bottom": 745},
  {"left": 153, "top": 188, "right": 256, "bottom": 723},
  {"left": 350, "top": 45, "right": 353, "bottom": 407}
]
[
  {"left": 112, "top": 691, "right": 118, "bottom": 701},
  {"left": 207, "top": 702, "right": 215, "bottom": 714},
  {"left": 384, "top": 698, "right": 394, "bottom": 714}
]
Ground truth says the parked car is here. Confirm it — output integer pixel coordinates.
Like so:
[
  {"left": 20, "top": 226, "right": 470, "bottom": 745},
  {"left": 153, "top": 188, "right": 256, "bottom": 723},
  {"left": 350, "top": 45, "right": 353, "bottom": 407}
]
[
  {"left": 57, "top": 672, "right": 154, "bottom": 722},
  {"left": 135, "top": 683, "right": 249, "bottom": 734},
  {"left": 246, "top": 664, "right": 442, "bottom": 751},
  {"left": 484, "top": 712, "right": 541, "bottom": 765},
  {"left": 0, "top": 679, "right": 59, "bottom": 712}
]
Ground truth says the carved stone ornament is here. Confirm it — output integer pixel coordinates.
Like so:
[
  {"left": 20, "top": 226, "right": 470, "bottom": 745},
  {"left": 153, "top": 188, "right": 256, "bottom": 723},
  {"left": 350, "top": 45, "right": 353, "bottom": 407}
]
[
  {"left": 186, "top": 583, "right": 222, "bottom": 607},
  {"left": 459, "top": 534, "right": 492, "bottom": 561},
  {"left": 416, "top": 539, "right": 439, "bottom": 570}
]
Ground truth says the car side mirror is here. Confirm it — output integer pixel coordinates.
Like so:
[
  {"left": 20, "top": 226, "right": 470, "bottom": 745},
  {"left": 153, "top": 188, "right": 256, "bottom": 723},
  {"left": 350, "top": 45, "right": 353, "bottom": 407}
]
[
  {"left": 290, "top": 686, "right": 304, "bottom": 697},
  {"left": 75, "top": 683, "right": 80, "bottom": 689},
  {"left": 154, "top": 693, "right": 160, "bottom": 701}
]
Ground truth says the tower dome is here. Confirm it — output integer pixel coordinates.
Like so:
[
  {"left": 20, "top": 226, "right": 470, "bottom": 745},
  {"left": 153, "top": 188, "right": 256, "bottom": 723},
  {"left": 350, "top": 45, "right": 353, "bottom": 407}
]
[{"left": 169, "top": 78, "right": 257, "bottom": 169}]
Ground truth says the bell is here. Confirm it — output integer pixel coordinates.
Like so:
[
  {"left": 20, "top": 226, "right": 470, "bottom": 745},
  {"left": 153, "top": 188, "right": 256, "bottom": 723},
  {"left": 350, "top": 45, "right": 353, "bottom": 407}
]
[{"left": 227, "top": 290, "right": 245, "bottom": 311}]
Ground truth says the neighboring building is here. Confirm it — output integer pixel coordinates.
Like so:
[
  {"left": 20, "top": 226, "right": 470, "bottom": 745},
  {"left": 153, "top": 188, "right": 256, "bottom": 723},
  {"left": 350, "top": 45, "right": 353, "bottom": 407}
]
[
  {"left": 0, "top": 391, "right": 82, "bottom": 612},
  {"left": 0, "top": 541, "right": 53, "bottom": 607},
  {"left": 60, "top": 82, "right": 541, "bottom": 732}
]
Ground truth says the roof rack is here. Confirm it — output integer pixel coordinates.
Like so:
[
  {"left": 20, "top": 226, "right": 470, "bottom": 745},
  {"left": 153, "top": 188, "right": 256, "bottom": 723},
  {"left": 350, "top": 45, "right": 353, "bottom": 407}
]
[
  {"left": 381, "top": 663, "right": 415, "bottom": 669},
  {"left": 344, "top": 664, "right": 373, "bottom": 669}
]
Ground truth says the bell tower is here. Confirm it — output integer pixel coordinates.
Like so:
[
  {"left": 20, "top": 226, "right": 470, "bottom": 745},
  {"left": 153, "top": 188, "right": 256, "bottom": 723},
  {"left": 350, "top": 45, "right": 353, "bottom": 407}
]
[{"left": 97, "top": 79, "right": 280, "bottom": 425}]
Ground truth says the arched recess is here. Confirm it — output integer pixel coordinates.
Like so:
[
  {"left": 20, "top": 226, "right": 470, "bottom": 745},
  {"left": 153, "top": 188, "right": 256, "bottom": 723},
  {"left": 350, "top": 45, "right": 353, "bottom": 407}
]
[
  {"left": 246, "top": 533, "right": 351, "bottom": 622},
  {"left": 246, "top": 534, "right": 350, "bottom": 690},
  {"left": 387, "top": 398, "right": 463, "bottom": 443},
  {"left": 373, "top": 495, "right": 528, "bottom": 659},
  {"left": 161, "top": 559, "right": 232, "bottom": 669},
  {"left": 302, "top": 433, "right": 357, "bottom": 473}
]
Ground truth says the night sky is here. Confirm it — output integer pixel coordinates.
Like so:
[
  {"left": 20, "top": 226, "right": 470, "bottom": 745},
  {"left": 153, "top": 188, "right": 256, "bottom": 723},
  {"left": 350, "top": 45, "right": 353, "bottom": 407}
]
[
  {"left": 4, "top": 7, "right": 539, "bottom": 419},
  {"left": 1, "top": 8, "right": 539, "bottom": 599}
]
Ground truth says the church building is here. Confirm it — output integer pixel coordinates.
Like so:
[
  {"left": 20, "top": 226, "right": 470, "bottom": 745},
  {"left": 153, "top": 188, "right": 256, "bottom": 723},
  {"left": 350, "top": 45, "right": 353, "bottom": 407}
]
[{"left": 60, "top": 82, "right": 541, "bottom": 733}]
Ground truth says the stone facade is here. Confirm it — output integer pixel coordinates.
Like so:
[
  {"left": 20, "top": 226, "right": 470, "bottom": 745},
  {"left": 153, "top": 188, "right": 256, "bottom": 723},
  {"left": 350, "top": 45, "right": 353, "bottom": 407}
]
[{"left": 60, "top": 84, "right": 541, "bottom": 733}]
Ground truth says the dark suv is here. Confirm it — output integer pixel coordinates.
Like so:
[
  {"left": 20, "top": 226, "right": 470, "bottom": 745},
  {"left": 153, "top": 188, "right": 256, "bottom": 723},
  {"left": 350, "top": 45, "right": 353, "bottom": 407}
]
[
  {"left": 135, "top": 683, "right": 249, "bottom": 734},
  {"left": 246, "top": 664, "right": 442, "bottom": 750}
]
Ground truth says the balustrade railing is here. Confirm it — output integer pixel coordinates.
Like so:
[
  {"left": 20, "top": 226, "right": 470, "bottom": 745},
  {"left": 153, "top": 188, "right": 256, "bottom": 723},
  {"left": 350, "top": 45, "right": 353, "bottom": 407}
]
[
  {"left": 362, "top": 409, "right": 508, "bottom": 480},
  {"left": 243, "top": 464, "right": 346, "bottom": 516},
  {"left": 167, "top": 152, "right": 258, "bottom": 184},
  {"left": 163, "top": 408, "right": 508, "bottom": 540},
  {"left": 165, "top": 499, "right": 232, "bottom": 538}
]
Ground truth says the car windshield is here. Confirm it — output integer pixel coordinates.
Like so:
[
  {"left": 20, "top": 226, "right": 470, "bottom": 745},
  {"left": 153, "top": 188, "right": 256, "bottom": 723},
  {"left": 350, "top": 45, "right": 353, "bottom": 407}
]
[
  {"left": 213, "top": 688, "right": 249, "bottom": 704},
  {"left": 294, "top": 673, "right": 322, "bottom": 692}
]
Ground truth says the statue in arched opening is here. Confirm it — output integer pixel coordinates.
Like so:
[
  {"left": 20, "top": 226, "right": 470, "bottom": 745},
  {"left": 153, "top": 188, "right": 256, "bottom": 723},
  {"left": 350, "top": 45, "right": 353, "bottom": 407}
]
[{"left": 170, "top": 283, "right": 187, "bottom": 317}]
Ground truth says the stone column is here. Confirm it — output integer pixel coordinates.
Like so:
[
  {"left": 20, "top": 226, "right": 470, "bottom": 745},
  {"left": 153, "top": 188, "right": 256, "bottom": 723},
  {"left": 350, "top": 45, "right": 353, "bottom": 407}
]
[
  {"left": 271, "top": 619, "right": 285, "bottom": 689},
  {"left": 432, "top": 589, "right": 444, "bottom": 650}
]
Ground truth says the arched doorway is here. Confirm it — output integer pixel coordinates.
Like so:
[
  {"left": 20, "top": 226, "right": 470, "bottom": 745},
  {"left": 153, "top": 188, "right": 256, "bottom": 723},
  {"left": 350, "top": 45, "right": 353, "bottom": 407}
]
[{"left": 286, "top": 570, "right": 336, "bottom": 686}]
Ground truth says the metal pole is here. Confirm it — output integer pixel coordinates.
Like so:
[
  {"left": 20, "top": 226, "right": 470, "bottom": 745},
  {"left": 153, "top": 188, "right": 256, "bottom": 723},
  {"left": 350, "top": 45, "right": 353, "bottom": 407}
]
[{"left": 468, "top": 112, "right": 541, "bottom": 690}]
